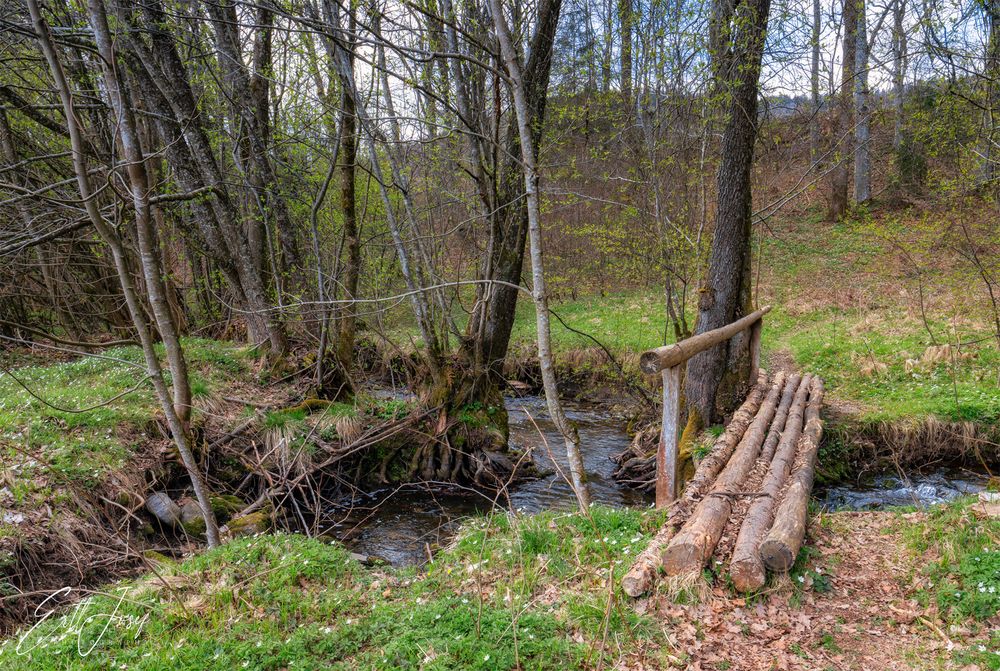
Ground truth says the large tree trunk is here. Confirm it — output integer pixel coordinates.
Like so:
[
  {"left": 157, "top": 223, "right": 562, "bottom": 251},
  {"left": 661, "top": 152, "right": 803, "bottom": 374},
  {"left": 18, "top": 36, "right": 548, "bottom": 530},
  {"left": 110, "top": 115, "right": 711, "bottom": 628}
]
[
  {"left": 830, "top": 0, "right": 857, "bottom": 219},
  {"left": 854, "top": 0, "right": 871, "bottom": 203},
  {"left": 684, "top": 0, "right": 773, "bottom": 430},
  {"left": 335, "top": 38, "right": 360, "bottom": 381}
]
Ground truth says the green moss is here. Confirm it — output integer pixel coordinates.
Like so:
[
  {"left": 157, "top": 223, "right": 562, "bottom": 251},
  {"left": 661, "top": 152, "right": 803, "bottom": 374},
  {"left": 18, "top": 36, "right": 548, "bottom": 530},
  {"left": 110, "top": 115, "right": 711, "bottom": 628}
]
[{"left": 226, "top": 511, "right": 271, "bottom": 538}]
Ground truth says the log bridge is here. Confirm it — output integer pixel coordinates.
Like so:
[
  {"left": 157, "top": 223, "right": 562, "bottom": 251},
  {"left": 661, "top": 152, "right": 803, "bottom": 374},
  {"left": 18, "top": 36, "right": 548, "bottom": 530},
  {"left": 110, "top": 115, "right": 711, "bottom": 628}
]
[{"left": 624, "top": 306, "right": 826, "bottom": 596}]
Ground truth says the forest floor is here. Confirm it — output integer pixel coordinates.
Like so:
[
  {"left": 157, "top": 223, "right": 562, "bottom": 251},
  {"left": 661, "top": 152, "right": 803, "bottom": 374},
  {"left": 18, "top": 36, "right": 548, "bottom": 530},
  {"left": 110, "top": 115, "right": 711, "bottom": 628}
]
[
  {"left": 2, "top": 202, "right": 999, "bottom": 668},
  {"left": 1, "top": 499, "right": 997, "bottom": 670}
]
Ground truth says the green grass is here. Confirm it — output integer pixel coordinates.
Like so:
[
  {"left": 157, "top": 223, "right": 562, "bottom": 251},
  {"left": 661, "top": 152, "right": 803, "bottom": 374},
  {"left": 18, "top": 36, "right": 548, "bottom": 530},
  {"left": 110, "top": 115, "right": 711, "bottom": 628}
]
[
  {"left": 0, "top": 506, "right": 669, "bottom": 671},
  {"left": 900, "top": 498, "right": 1000, "bottom": 670},
  {"left": 765, "top": 306, "right": 1000, "bottom": 423},
  {"left": 495, "top": 286, "right": 1000, "bottom": 424},
  {"left": 0, "top": 338, "right": 253, "bottom": 499},
  {"left": 509, "top": 292, "right": 673, "bottom": 355}
]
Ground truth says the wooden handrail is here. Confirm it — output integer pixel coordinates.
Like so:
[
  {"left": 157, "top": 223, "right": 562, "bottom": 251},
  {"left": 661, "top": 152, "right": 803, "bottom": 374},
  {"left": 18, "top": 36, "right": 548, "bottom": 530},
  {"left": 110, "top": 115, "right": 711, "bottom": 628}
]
[
  {"left": 641, "top": 304, "right": 772, "bottom": 508},
  {"left": 639, "top": 305, "right": 772, "bottom": 374}
]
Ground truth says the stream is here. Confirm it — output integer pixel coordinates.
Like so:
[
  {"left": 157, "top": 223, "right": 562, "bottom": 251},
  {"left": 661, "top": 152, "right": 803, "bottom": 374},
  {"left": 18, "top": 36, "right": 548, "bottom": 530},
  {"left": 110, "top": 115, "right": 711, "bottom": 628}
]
[{"left": 322, "top": 395, "right": 991, "bottom": 566}]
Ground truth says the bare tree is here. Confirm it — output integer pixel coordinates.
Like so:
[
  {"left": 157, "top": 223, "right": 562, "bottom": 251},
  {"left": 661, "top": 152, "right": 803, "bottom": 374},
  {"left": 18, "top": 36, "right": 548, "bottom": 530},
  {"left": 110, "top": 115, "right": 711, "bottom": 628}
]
[
  {"left": 489, "top": 0, "right": 590, "bottom": 511},
  {"left": 29, "top": 0, "right": 220, "bottom": 546}
]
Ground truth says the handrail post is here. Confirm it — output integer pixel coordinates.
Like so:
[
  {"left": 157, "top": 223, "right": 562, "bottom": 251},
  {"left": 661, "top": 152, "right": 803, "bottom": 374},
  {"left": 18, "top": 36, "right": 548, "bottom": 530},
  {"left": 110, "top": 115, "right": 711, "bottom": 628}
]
[
  {"left": 749, "top": 318, "right": 763, "bottom": 385},
  {"left": 655, "top": 364, "right": 682, "bottom": 508}
]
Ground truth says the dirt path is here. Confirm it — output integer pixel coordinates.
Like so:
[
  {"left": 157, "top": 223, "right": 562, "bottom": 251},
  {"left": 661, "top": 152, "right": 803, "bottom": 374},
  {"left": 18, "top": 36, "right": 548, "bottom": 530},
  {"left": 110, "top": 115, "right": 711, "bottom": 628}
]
[{"left": 642, "top": 511, "right": 972, "bottom": 670}]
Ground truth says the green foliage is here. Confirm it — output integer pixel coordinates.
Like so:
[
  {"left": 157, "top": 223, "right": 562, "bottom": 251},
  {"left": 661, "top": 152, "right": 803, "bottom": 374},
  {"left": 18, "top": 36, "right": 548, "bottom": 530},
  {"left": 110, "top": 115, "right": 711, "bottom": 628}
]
[{"left": 904, "top": 498, "right": 1000, "bottom": 622}]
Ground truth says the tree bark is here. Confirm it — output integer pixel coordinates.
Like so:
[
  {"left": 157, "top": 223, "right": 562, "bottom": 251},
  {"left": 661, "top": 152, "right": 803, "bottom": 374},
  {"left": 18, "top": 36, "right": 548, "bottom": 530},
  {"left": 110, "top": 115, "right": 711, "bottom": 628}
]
[
  {"left": 490, "top": 0, "right": 590, "bottom": 512},
  {"left": 830, "top": 0, "right": 857, "bottom": 219},
  {"left": 811, "top": 0, "right": 822, "bottom": 167},
  {"left": 684, "top": 0, "right": 773, "bottom": 428},
  {"left": 854, "top": 0, "right": 871, "bottom": 203},
  {"left": 891, "top": 0, "right": 907, "bottom": 151}
]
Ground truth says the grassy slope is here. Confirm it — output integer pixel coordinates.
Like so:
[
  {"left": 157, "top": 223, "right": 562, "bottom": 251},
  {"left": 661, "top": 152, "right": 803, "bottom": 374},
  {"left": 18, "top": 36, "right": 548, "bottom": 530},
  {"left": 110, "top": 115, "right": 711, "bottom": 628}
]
[
  {"left": 0, "top": 339, "right": 255, "bottom": 549},
  {"left": 0, "top": 507, "right": 665, "bottom": 670},
  {"left": 505, "top": 210, "right": 1000, "bottom": 425},
  {"left": 2, "top": 500, "right": 997, "bottom": 670}
]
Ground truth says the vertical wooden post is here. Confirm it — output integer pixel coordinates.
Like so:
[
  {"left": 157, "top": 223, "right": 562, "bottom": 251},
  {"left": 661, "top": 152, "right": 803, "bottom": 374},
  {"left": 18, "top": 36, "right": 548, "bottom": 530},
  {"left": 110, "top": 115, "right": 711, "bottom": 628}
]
[
  {"left": 749, "top": 318, "right": 763, "bottom": 385},
  {"left": 656, "top": 364, "right": 682, "bottom": 508}
]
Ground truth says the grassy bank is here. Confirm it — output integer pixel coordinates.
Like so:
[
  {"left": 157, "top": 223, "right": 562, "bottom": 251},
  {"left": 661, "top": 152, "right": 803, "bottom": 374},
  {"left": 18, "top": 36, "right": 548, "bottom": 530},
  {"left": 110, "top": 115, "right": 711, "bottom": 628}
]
[{"left": 2, "top": 499, "right": 997, "bottom": 671}]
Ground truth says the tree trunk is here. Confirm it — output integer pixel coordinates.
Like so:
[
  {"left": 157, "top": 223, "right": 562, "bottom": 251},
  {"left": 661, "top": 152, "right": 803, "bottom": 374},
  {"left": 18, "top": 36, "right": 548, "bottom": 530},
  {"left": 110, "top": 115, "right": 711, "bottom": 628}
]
[
  {"left": 811, "top": 0, "right": 822, "bottom": 167},
  {"left": 457, "top": 0, "right": 564, "bottom": 403},
  {"left": 619, "top": 0, "right": 633, "bottom": 100},
  {"left": 336, "top": 42, "right": 360, "bottom": 380},
  {"left": 830, "top": 0, "right": 857, "bottom": 219},
  {"left": 490, "top": 0, "right": 590, "bottom": 512},
  {"left": 892, "top": 0, "right": 907, "bottom": 151},
  {"left": 982, "top": 0, "right": 1000, "bottom": 183},
  {"left": 854, "top": 0, "right": 871, "bottom": 203},
  {"left": 34, "top": 0, "right": 220, "bottom": 547},
  {"left": 684, "top": 0, "right": 773, "bottom": 429}
]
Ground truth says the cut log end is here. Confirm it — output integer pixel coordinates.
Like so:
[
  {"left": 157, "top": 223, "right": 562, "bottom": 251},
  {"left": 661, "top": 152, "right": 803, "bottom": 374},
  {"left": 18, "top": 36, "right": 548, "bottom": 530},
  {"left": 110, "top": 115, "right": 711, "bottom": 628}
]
[
  {"left": 729, "top": 556, "right": 766, "bottom": 593},
  {"left": 660, "top": 540, "right": 703, "bottom": 576},
  {"left": 622, "top": 566, "right": 656, "bottom": 598},
  {"left": 759, "top": 539, "right": 796, "bottom": 572}
]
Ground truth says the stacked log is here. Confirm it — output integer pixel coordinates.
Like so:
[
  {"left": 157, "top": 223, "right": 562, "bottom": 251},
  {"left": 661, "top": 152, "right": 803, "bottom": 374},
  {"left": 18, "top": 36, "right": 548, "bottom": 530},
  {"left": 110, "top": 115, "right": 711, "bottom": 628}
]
[
  {"left": 613, "top": 371, "right": 767, "bottom": 496},
  {"left": 729, "top": 374, "right": 812, "bottom": 592},
  {"left": 667, "top": 370, "right": 769, "bottom": 528},
  {"left": 660, "top": 372, "right": 787, "bottom": 575},
  {"left": 759, "top": 379, "right": 825, "bottom": 572},
  {"left": 621, "top": 370, "right": 769, "bottom": 598},
  {"left": 621, "top": 372, "right": 826, "bottom": 596}
]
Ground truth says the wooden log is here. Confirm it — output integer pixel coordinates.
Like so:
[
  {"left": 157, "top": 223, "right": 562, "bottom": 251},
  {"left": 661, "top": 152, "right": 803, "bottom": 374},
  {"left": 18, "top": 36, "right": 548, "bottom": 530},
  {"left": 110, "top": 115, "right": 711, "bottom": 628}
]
[
  {"left": 621, "top": 523, "right": 676, "bottom": 597},
  {"left": 759, "top": 378, "right": 825, "bottom": 573},
  {"left": 640, "top": 306, "right": 772, "bottom": 373},
  {"left": 757, "top": 374, "right": 803, "bottom": 464},
  {"left": 667, "top": 370, "right": 768, "bottom": 528},
  {"left": 729, "top": 374, "right": 812, "bottom": 592},
  {"left": 660, "top": 372, "right": 787, "bottom": 575},
  {"left": 145, "top": 491, "right": 181, "bottom": 527},
  {"left": 621, "top": 371, "right": 769, "bottom": 597},
  {"left": 655, "top": 365, "right": 682, "bottom": 507}
]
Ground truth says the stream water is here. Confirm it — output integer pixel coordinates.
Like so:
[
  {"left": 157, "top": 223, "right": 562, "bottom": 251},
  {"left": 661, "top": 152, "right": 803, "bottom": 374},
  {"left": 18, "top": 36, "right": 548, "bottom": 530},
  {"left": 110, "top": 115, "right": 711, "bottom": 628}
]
[
  {"left": 818, "top": 467, "right": 991, "bottom": 510},
  {"left": 322, "top": 395, "right": 647, "bottom": 565},
  {"left": 322, "top": 395, "right": 991, "bottom": 566}
]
